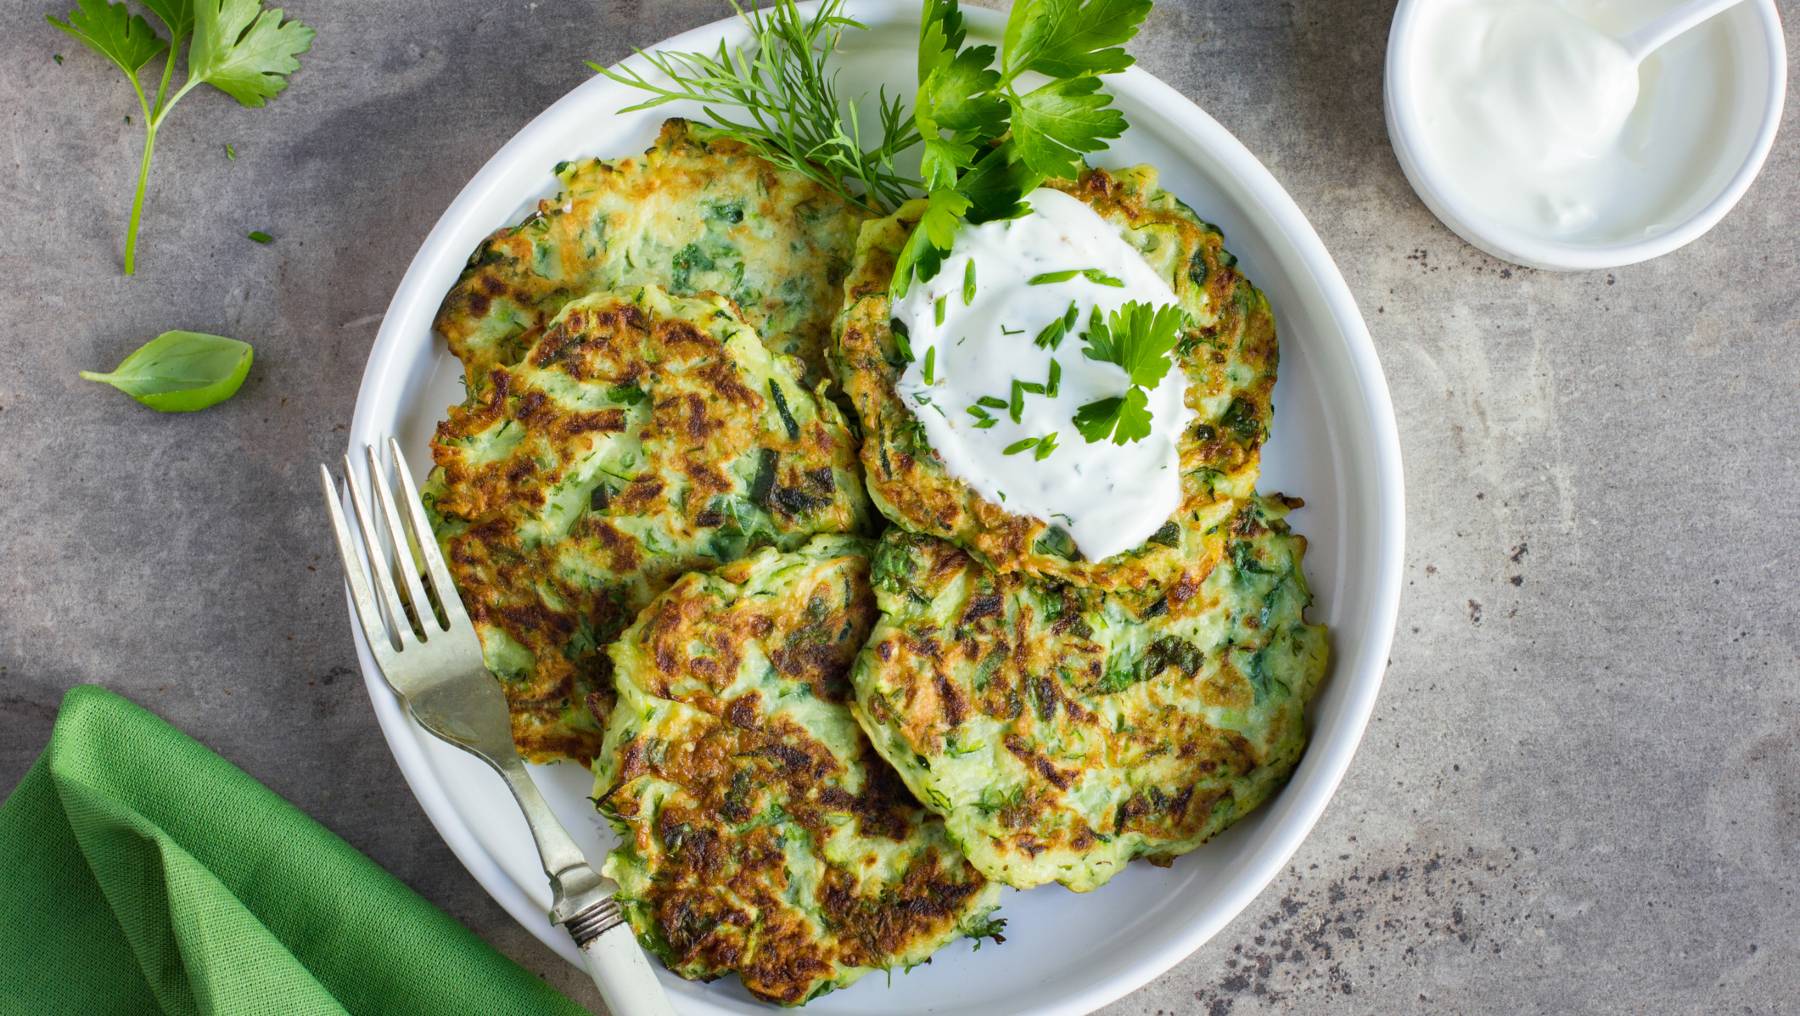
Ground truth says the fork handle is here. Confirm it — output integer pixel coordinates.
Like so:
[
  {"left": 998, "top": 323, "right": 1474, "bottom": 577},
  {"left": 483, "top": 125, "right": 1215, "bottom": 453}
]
[{"left": 569, "top": 907, "right": 676, "bottom": 1016}]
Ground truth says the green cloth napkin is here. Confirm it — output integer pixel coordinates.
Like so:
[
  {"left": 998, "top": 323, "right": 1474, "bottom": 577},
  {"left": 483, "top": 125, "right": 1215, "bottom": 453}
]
[{"left": 0, "top": 685, "right": 592, "bottom": 1016}]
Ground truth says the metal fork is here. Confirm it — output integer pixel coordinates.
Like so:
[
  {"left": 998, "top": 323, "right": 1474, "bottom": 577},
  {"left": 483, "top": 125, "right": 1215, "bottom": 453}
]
[{"left": 321, "top": 438, "right": 674, "bottom": 1016}]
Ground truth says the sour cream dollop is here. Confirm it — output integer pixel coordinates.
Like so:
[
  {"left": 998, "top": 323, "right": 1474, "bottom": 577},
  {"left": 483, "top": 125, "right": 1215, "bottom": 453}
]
[{"left": 892, "top": 188, "right": 1189, "bottom": 562}]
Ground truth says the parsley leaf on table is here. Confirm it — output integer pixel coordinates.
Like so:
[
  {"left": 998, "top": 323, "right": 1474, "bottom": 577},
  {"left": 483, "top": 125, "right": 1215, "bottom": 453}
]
[
  {"left": 189, "top": 0, "right": 314, "bottom": 107},
  {"left": 48, "top": 0, "right": 166, "bottom": 79},
  {"left": 48, "top": 0, "right": 313, "bottom": 274}
]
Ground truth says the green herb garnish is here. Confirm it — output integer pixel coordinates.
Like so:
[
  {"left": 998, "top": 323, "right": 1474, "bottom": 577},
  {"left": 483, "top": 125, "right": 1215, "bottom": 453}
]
[
  {"left": 1071, "top": 300, "right": 1189, "bottom": 444},
  {"left": 934, "top": 294, "right": 947, "bottom": 326},
  {"left": 965, "top": 403, "right": 997, "bottom": 428},
  {"left": 1033, "top": 299, "right": 1080, "bottom": 350},
  {"left": 922, "top": 345, "right": 937, "bottom": 385},
  {"left": 1002, "top": 432, "right": 1059, "bottom": 459},
  {"left": 963, "top": 258, "right": 978, "bottom": 304},
  {"left": 246, "top": 229, "right": 272, "bottom": 244},
  {"left": 592, "top": 0, "right": 919, "bottom": 213},
  {"left": 80, "top": 329, "right": 253, "bottom": 412},
  {"left": 1046, "top": 357, "right": 1062, "bottom": 397},
  {"left": 890, "top": 317, "right": 915, "bottom": 362},
  {"left": 49, "top": 0, "right": 314, "bottom": 275},
  {"left": 891, "top": 0, "right": 1148, "bottom": 296}
]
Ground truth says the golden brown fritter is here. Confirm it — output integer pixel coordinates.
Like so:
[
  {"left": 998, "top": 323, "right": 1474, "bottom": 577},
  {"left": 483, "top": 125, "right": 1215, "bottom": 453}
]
[
  {"left": 436, "top": 118, "right": 866, "bottom": 388},
  {"left": 850, "top": 497, "right": 1328, "bottom": 892},
  {"left": 595, "top": 536, "right": 1002, "bottom": 1005},
  {"left": 425, "top": 286, "right": 872, "bottom": 765},
  {"left": 835, "top": 165, "right": 1276, "bottom": 597}
]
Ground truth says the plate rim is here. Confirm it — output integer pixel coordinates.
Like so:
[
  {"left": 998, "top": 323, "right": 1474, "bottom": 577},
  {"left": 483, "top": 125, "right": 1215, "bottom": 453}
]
[{"left": 344, "top": 3, "right": 1405, "bottom": 1013}]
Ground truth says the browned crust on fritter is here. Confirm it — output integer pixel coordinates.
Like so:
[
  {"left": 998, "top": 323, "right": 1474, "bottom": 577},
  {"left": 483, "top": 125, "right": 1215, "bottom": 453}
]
[
  {"left": 598, "top": 544, "right": 994, "bottom": 1003},
  {"left": 435, "top": 118, "right": 866, "bottom": 387},
  {"left": 428, "top": 288, "right": 869, "bottom": 765}
]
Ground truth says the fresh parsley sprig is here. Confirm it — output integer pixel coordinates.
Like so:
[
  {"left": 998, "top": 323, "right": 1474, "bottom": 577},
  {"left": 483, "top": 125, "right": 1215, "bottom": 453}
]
[
  {"left": 49, "top": 0, "right": 314, "bottom": 275},
  {"left": 891, "top": 0, "right": 1151, "bottom": 298},
  {"left": 593, "top": 0, "right": 922, "bottom": 213},
  {"left": 1071, "top": 300, "right": 1187, "bottom": 444}
]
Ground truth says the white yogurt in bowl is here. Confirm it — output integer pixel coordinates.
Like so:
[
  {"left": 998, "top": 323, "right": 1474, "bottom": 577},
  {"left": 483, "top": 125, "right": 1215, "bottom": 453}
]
[{"left": 1385, "top": 0, "right": 1786, "bottom": 269}]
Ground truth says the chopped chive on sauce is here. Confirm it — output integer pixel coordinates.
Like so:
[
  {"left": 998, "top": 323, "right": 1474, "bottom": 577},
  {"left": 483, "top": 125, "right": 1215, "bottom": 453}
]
[
  {"left": 1000, "top": 324, "right": 1023, "bottom": 336},
  {"left": 922, "top": 345, "right": 937, "bottom": 385},
  {"left": 890, "top": 317, "right": 915, "bottom": 362},
  {"left": 963, "top": 260, "right": 977, "bottom": 304},
  {"left": 1046, "top": 358, "right": 1062, "bottom": 397},
  {"left": 1002, "top": 433, "right": 1060, "bottom": 460},
  {"left": 977, "top": 395, "right": 1007, "bottom": 410},
  {"left": 1081, "top": 268, "right": 1125, "bottom": 287},
  {"left": 934, "top": 295, "right": 947, "bottom": 326},
  {"left": 1029, "top": 269, "right": 1082, "bottom": 285}
]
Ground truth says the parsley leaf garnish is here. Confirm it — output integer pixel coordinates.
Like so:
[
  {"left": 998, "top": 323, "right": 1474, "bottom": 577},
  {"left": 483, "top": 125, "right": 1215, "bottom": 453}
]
[
  {"left": 1008, "top": 76, "right": 1128, "bottom": 180},
  {"left": 1073, "top": 386, "right": 1153, "bottom": 445},
  {"left": 1072, "top": 301, "right": 1189, "bottom": 444},
  {"left": 893, "top": 0, "right": 1147, "bottom": 294},
  {"left": 50, "top": 0, "right": 313, "bottom": 274},
  {"left": 1002, "top": 0, "right": 1152, "bottom": 78},
  {"left": 1080, "top": 301, "right": 1187, "bottom": 389}
]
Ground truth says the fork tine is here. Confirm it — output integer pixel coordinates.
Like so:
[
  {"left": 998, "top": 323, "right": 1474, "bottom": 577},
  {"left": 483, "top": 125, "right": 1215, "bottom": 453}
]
[
  {"left": 320, "top": 464, "right": 400, "bottom": 661},
  {"left": 386, "top": 437, "right": 471, "bottom": 630},
  {"left": 364, "top": 443, "right": 437, "bottom": 639},
  {"left": 342, "top": 451, "right": 419, "bottom": 646}
]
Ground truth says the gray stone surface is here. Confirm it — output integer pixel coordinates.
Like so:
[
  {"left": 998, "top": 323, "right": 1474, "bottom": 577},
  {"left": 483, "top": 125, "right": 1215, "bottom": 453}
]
[{"left": 2, "top": 1, "right": 1796, "bottom": 1013}]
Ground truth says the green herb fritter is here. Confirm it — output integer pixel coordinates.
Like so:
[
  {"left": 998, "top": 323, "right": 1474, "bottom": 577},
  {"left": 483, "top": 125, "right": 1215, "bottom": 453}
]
[
  {"left": 594, "top": 535, "right": 1003, "bottom": 1005},
  {"left": 426, "top": 285, "right": 872, "bottom": 766},
  {"left": 835, "top": 165, "right": 1276, "bottom": 597},
  {"left": 849, "top": 496, "right": 1328, "bottom": 892},
  {"left": 436, "top": 117, "right": 866, "bottom": 389}
]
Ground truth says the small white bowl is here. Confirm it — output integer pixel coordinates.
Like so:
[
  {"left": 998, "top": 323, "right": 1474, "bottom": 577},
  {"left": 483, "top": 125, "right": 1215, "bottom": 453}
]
[{"left": 1385, "top": 0, "right": 1786, "bottom": 271}]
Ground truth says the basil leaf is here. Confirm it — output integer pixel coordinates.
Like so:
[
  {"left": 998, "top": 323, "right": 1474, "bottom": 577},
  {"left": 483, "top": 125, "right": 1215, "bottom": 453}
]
[{"left": 80, "top": 330, "right": 254, "bottom": 412}]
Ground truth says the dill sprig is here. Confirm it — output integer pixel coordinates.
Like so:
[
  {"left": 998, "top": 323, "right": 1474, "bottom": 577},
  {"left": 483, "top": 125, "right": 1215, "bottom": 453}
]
[{"left": 591, "top": 0, "right": 922, "bottom": 213}]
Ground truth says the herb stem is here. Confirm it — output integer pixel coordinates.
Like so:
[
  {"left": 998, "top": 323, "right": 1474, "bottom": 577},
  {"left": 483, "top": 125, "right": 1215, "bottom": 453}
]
[{"left": 123, "top": 123, "right": 156, "bottom": 277}]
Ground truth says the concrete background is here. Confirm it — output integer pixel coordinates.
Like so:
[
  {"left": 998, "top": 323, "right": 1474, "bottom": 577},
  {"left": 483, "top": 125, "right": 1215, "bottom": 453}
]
[{"left": 2, "top": 1, "right": 1796, "bottom": 1013}]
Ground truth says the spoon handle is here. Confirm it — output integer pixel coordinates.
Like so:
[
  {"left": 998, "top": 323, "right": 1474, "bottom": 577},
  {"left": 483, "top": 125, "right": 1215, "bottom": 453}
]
[{"left": 1618, "top": 0, "right": 1749, "bottom": 63}]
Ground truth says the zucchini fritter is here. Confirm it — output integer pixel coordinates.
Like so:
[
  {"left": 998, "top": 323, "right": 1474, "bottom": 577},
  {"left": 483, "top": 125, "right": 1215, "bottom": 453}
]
[
  {"left": 437, "top": 117, "right": 867, "bottom": 388},
  {"left": 849, "top": 497, "right": 1328, "bottom": 892},
  {"left": 595, "top": 536, "right": 1003, "bottom": 1005},
  {"left": 427, "top": 286, "right": 872, "bottom": 765},
  {"left": 835, "top": 165, "right": 1275, "bottom": 595}
]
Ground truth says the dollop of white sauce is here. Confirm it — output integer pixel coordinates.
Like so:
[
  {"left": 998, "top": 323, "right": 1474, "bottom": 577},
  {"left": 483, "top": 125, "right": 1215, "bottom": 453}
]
[
  {"left": 1413, "top": 0, "right": 1660, "bottom": 236},
  {"left": 892, "top": 188, "right": 1190, "bottom": 562}
]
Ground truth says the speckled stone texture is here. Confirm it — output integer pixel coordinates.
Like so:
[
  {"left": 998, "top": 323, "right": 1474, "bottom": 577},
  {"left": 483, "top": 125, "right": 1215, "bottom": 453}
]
[{"left": 2, "top": 1, "right": 1796, "bottom": 1013}]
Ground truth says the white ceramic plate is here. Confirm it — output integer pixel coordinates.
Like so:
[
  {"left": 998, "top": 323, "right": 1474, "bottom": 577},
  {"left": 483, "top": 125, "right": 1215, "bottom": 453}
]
[{"left": 346, "top": 4, "right": 1404, "bottom": 1013}]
